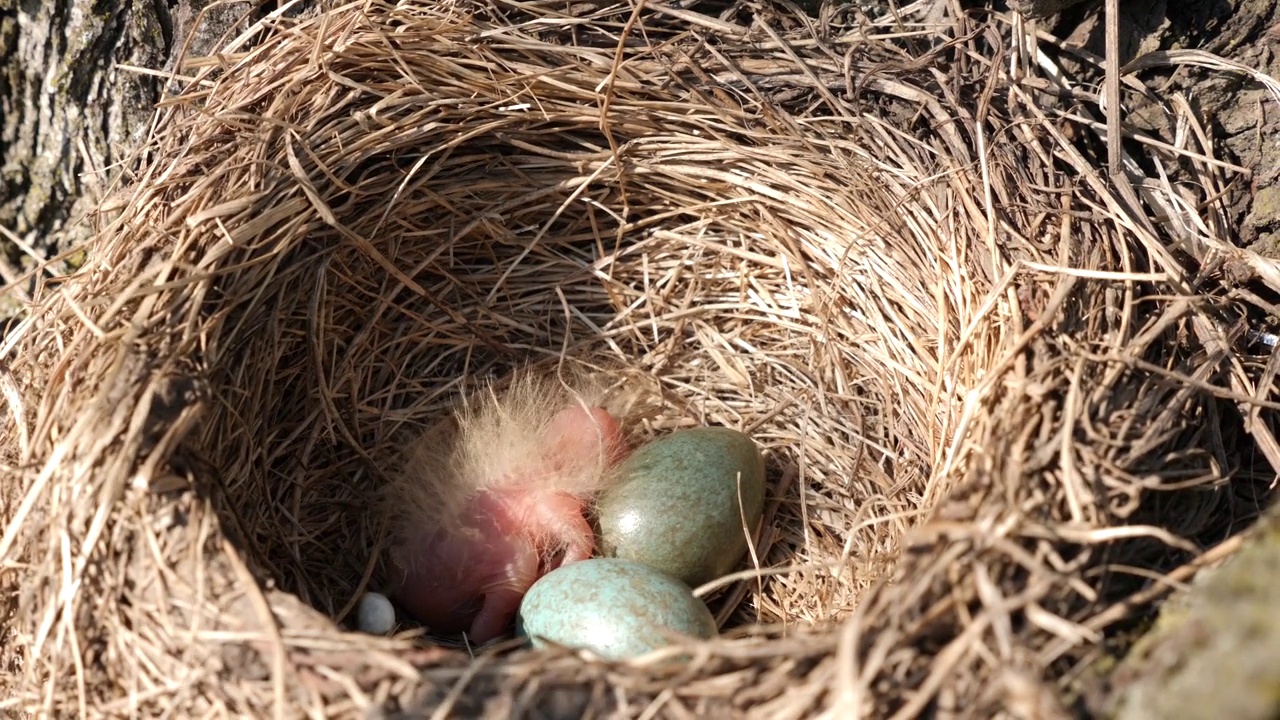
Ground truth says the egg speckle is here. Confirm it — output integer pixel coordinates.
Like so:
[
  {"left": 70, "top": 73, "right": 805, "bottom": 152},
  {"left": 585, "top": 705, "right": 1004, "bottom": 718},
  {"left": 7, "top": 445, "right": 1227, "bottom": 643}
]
[
  {"left": 517, "top": 558, "right": 717, "bottom": 660},
  {"left": 596, "top": 427, "right": 766, "bottom": 588}
]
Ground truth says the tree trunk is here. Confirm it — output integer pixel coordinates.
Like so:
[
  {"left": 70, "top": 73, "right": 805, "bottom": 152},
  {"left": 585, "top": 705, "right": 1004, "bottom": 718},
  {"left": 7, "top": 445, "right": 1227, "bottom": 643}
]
[{"left": 0, "top": 0, "right": 272, "bottom": 284}]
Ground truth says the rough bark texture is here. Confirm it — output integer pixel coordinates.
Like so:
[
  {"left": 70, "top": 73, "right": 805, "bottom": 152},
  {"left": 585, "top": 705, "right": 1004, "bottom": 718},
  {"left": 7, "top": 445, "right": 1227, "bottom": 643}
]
[
  {"left": 1107, "top": 509, "right": 1280, "bottom": 720},
  {"left": 0, "top": 0, "right": 264, "bottom": 279},
  {"left": 1009, "top": 0, "right": 1092, "bottom": 20}
]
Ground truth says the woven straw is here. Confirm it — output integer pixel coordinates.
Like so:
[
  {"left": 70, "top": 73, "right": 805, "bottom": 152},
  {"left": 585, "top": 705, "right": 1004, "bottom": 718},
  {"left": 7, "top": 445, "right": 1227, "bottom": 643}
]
[{"left": 2, "top": 0, "right": 1278, "bottom": 716}]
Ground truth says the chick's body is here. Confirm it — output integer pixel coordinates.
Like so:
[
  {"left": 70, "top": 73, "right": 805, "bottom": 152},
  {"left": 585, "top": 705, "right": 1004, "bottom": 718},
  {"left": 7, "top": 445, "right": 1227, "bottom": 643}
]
[{"left": 387, "top": 379, "right": 626, "bottom": 643}]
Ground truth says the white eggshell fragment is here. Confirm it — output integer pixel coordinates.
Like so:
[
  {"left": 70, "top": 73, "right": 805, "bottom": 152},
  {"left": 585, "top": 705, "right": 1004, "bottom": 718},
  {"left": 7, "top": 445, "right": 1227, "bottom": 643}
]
[
  {"left": 516, "top": 558, "right": 717, "bottom": 660},
  {"left": 356, "top": 592, "right": 396, "bottom": 635}
]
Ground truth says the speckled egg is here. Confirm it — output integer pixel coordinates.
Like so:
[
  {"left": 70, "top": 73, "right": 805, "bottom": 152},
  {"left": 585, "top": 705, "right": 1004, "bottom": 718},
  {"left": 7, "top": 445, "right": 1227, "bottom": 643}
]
[
  {"left": 596, "top": 427, "right": 766, "bottom": 588},
  {"left": 516, "top": 558, "right": 717, "bottom": 660}
]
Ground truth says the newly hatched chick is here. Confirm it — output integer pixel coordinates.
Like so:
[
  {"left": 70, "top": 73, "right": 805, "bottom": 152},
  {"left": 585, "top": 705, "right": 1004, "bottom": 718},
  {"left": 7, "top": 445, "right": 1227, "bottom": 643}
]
[{"left": 385, "top": 372, "right": 627, "bottom": 643}]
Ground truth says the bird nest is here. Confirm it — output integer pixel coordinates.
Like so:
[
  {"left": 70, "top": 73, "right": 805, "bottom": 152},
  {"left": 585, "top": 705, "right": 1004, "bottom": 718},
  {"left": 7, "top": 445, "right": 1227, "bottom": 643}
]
[{"left": 3, "top": 0, "right": 1279, "bottom": 717}]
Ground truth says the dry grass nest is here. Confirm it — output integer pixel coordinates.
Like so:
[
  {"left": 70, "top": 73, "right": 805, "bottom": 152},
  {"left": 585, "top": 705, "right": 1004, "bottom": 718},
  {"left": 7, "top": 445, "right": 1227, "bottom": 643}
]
[{"left": 3, "top": 0, "right": 1280, "bottom": 717}]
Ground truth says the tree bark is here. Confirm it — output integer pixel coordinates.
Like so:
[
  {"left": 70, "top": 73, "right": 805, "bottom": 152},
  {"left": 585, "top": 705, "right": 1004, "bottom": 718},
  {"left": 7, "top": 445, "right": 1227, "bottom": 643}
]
[
  {"left": 0, "top": 0, "right": 268, "bottom": 280},
  {"left": 1008, "top": 0, "right": 1092, "bottom": 19}
]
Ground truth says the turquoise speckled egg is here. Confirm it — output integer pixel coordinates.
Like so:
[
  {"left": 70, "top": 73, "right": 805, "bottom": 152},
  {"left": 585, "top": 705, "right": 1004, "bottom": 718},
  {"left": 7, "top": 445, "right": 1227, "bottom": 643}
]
[
  {"left": 596, "top": 427, "right": 766, "bottom": 588},
  {"left": 517, "top": 558, "right": 717, "bottom": 660}
]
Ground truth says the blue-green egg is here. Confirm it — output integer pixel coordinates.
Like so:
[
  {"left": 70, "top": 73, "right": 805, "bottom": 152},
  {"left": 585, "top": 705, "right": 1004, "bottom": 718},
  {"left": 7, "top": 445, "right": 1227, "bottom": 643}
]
[
  {"left": 516, "top": 558, "right": 717, "bottom": 660},
  {"left": 596, "top": 427, "right": 766, "bottom": 588}
]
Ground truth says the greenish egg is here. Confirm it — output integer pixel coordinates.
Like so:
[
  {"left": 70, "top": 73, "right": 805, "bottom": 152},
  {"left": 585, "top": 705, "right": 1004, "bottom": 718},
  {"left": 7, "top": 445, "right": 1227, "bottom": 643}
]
[
  {"left": 516, "top": 558, "right": 717, "bottom": 659},
  {"left": 596, "top": 427, "right": 766, "bottom": 588}
]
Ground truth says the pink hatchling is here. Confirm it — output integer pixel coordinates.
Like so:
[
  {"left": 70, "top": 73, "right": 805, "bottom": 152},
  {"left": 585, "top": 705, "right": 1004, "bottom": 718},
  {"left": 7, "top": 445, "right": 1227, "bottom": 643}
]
[{"left": 385, "top": 375, "right": 627, "bottom": 643}]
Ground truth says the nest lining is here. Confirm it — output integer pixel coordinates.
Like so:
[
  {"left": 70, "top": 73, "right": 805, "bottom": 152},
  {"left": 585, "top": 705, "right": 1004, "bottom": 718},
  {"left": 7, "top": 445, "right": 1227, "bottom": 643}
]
[{"left": 1, "top": 0, "right": 1277, "bottom": 717}]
